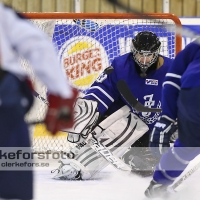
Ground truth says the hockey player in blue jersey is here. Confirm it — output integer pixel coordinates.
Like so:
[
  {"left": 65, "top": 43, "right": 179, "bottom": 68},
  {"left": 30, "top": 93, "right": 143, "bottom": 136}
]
[
  {"left": 144, "top": 40, "right": 200, "bottom": 198},
  {"left": 52, "top": 31, "right": 177, "bottom": 180}
]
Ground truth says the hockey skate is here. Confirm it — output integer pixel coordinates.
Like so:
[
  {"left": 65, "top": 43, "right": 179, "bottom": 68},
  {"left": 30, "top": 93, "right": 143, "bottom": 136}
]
[
  {"left": 144, "top": 180, "right": 169, "bottom": 198},
  {"left": 122, "top": 147, "right": 159, "bottom": 177}
]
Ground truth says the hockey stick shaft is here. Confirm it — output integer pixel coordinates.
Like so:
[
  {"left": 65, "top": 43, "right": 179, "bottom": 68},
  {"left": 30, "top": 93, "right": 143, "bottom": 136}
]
[
  {"left": 117, "top": 80, "right": 162, "bottom": 112},
  {"left": 107, "top": 0, "right": 200, "bottom": 45},
  {"left": 69, "top": 127, "right": 132, "bottom": 172},
  {"left": 87, "top": 135, "right": 132, "bottom": 172},
  {"left": 27, "top": 120, "right": 45, "bottom": 125},
  {"left": 170, "top": 161, "right": 200, "bottom": 190},
  {"left": 33, "top": 90, "right": 49, "bottom": 105},
  {"left": 27, "top": 91, "right": 49, "bottom": 125}
]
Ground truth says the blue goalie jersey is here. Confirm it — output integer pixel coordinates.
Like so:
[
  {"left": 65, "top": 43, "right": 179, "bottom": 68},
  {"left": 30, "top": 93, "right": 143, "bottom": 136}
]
[{"left": 84, "top": 52, "right": 173, "bottom": 131}]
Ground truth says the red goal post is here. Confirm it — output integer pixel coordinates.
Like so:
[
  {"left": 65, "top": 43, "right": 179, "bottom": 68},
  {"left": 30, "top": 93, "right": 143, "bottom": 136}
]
[
  {"left": 22, "top": 13, "right": 182, "bottom": 153},
  {"left": 23, "top": 12, "right": 182, "bottom": 52}
]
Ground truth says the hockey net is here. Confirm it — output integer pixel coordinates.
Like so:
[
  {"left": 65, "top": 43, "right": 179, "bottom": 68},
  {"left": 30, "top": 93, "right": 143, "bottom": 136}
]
[{"left": 21, "top": 13, "right": 182, "bottom": 153}]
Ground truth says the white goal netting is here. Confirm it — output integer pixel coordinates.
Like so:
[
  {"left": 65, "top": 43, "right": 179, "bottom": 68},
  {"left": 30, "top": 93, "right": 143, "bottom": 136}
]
[{"left": 22, "top": 13, "right": 182, "bottom": 153}]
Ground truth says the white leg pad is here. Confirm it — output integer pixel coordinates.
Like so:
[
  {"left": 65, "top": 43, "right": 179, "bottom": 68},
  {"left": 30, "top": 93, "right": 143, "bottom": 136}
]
[{"left": 72, "top": 106, "right": 149, "bottom": 178}]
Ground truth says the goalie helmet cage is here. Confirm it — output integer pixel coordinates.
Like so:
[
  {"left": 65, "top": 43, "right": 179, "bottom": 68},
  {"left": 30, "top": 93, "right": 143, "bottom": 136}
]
[{"left": 22, "top": 12, "right": 182, "bottom": 153}]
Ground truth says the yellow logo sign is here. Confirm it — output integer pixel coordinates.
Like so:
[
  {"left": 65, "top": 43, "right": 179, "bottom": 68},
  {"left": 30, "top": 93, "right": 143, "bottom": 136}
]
[{"left": 59, "top": 36, "right": 109, "bottom": 90}]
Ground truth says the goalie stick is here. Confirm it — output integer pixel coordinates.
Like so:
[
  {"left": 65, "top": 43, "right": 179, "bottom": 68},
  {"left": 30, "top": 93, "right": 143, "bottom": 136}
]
[
  {"left": 86, "top": 134, "right": 132, "bottom": 172},
  {"left": 69, "top": 135, "right": 132, "bottom": 172},
  {"left": 66, "top": 133, "right": 132, "bottom": 172},
  {"left": 117, "top": 80, "right": 162, "bottom": 112}
]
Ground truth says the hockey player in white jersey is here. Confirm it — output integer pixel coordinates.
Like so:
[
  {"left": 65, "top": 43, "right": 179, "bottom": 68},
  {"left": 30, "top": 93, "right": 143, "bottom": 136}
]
[
  {"left": 52, "top": 31, "right": 177, "bottom": 180},
  {"left": 0, "top": 3, "right": 78, "bottom": 199}
]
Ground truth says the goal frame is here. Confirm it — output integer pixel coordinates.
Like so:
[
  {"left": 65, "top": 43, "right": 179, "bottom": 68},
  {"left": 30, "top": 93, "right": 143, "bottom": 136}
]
[
  {"left": 22, "top": 12, "right": 182, "bottom": 54},
  {"left": 23, "top": 12, "right": 182, "bottom": 153}
]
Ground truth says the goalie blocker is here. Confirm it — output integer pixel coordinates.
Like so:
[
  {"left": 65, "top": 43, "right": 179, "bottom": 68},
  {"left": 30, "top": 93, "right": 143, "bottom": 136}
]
[{"left": 52, "top": 102, "right": 149, "bottom": 180}]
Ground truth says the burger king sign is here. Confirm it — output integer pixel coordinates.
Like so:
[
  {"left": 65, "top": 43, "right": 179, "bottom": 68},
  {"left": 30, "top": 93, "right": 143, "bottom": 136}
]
[{"left": 59, "top": 36, "right": 109, "bottom": 90}]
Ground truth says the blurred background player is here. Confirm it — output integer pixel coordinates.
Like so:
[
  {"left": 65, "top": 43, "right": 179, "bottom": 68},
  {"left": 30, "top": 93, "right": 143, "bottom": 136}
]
[
  {"left": 145, "top": 40, "right": 200, "bottom": 198},
  {"left": 52, "top": 31, "right": 177, "bottom": 180},
  {"left": 0, "top": 3, "right": 77, "bottom": 200}
]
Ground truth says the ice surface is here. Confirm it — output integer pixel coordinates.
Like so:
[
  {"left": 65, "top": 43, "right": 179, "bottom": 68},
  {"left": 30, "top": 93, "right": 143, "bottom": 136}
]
[{"left": 33, "top": 156, "right": 200, "bottom": 200}]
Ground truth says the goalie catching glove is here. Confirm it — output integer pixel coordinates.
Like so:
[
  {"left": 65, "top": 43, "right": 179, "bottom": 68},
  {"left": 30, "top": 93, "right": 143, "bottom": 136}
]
[
  {"left": 44, "top": 87, "right": 78, "bottom": 135},
  {"left": 149, "top": 116, "right": 177, "bottom": 157},
  {"left": 64, "top": 98, "right": 100, "bottom": 143}
]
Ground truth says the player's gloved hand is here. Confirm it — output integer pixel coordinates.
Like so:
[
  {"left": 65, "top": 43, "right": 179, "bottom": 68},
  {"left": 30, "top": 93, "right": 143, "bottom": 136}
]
[
  {"left": 44, "top": 87, "right": 78, "bottom": 135},
  {"left": 65, "top": 98, "right": 100, "bottom": 143},
  {"left": 149, "top": 116, "right": 175, "bottom": 157}
]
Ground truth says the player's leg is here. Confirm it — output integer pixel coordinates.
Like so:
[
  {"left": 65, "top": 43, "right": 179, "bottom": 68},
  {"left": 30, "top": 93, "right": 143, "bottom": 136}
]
[
  {"left": 145, "top": 139, "right": 200, "bottom": 198},
  {"left": 52, "top": 106, "right": 149, "bottom": 180},
  {"left": 0, "top": 72, "right": 33, "bottom": 199},
  {"left": 0, "top": 109, "right": 33, "bottom": 199}
]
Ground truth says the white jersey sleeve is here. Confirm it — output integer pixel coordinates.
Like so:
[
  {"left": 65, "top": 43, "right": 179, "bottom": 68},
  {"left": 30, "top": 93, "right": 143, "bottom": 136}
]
[{"left": 0, "top": 3, "right": 72, "bottom": 98}]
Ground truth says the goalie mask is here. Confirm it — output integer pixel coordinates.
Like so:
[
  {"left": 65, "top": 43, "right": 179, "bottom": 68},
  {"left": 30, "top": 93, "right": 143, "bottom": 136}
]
[{"left": 132, "top": 31, "right": 161, "bottom": 78}]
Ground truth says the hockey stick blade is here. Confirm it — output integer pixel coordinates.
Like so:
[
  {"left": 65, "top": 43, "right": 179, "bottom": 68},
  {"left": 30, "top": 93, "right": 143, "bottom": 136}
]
[{"left": 117, "top": 80, "right": 162, "bottom": 112}]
